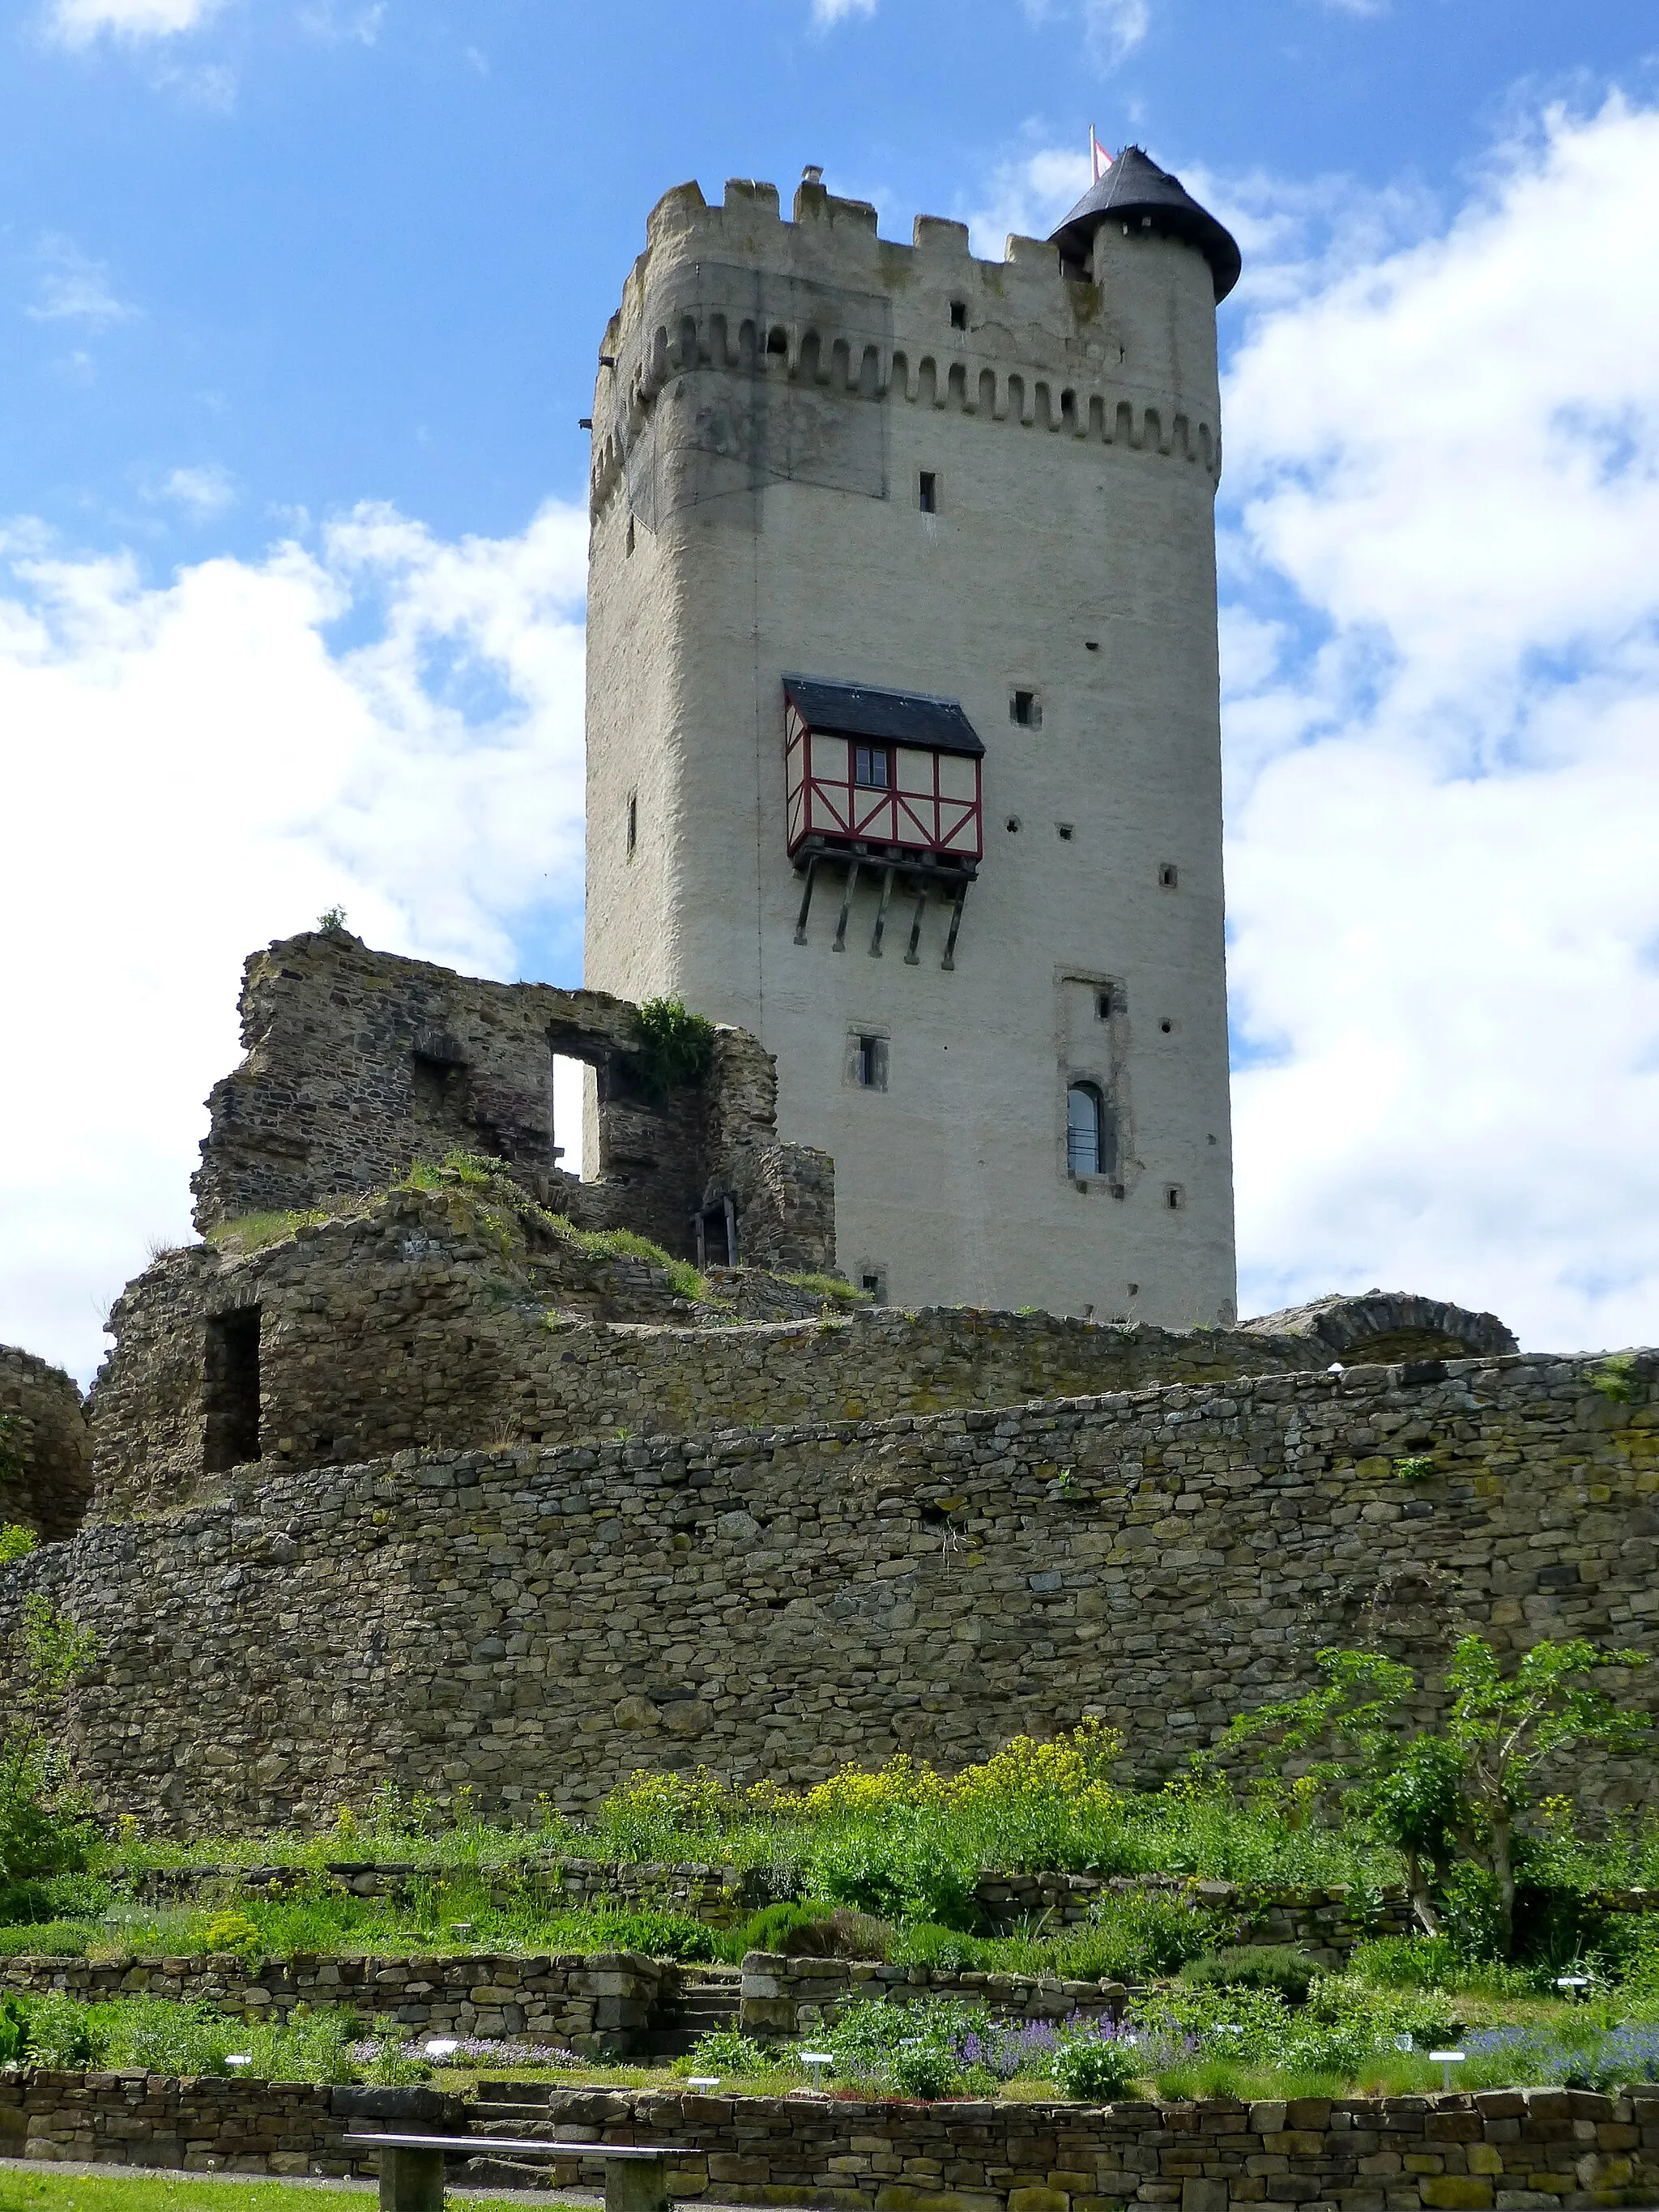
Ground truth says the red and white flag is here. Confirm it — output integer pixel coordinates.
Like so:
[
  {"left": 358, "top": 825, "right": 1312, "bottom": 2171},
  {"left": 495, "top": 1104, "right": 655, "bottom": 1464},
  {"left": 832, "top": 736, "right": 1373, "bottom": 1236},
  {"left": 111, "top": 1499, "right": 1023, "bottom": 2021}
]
[{"left": 1090, "top": 126, "right": 1113, "bottom": 181}]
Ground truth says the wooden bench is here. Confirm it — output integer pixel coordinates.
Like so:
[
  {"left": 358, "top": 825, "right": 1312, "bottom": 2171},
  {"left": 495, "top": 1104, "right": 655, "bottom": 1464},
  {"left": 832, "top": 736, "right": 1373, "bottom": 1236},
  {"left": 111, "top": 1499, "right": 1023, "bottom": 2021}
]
[{"left": 348, "top": 2132, "right": 686, "bottom": 2212}]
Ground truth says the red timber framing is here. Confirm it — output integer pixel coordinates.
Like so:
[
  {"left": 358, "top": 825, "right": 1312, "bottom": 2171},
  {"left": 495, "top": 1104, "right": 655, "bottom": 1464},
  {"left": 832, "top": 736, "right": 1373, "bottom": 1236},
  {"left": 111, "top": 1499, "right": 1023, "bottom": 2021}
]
[{"left": 782, "top": 675, "right": 985, "bottom": 970}]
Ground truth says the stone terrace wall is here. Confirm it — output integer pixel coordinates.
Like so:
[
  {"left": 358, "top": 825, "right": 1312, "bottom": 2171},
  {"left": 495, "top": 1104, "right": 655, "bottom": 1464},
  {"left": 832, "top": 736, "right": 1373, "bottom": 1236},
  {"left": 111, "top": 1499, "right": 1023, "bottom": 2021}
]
[
  {"left": 971, "top": 1878, "right": 1426, "bottom": 1965},
  {"left": 522, "top": 2081, "right": 1659, "bottom": 2212},
  {"left": 86, "top": 1201, "right": 1516, "bottom": 1527},
  {"left": 739, "top": 1951, "right": 1131, "bottom": 2039},
  {"left": 0, "top": 1950, "right": 671, "bottom": 2056},
  {"left": 188, "top": 927, "right": 833, "bottom": 1272},
  {"left": 0, "top": 1345, "right": 92, "bottom": 1544},
  {"left": 10, "top": 2071, "right": 1659, "bottom": 2209},
  {"left": 6, "top": 1349, "right": 1654, "bottom": 1831},
  {"left": 1, "top": 2072, "right": 463, "bottom": 2176}
]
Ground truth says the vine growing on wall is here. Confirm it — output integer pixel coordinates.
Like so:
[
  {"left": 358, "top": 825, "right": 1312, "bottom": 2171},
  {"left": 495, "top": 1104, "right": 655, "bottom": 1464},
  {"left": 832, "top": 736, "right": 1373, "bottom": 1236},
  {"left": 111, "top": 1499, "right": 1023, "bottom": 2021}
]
[{"left": 632, "top": 998, "right": 716, "bottom": 1098}]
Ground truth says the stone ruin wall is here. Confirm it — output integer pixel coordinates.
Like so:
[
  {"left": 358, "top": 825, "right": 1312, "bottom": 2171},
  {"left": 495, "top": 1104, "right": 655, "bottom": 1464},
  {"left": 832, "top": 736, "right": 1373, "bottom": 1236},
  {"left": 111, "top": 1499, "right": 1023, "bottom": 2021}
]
[
  {"left": 0, "top": 1345, "right": 92, "bottom": 1544},
  {"left": 190, "top": 928, "right": 833, "bottom": 1272},
  {"left": 83, "top": 1188, "right": 1515, "bottom": 1526},
  {"left": 6, "top": 1347, "right": 1653, "bottom": 1833}
]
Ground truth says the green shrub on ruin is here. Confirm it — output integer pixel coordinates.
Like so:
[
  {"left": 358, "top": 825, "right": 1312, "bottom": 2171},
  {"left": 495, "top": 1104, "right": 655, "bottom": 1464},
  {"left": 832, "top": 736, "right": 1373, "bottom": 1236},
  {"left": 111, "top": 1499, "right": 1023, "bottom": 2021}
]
[{"left": 631, "top": 998, "right": 715, "bottom": 1097}]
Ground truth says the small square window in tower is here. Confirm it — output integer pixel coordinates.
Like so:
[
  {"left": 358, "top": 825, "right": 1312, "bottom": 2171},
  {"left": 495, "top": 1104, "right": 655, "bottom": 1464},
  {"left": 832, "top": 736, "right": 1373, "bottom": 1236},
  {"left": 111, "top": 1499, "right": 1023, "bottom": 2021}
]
[
  {"left": 849, "top": 1031, "right": 889, "bottom": 1090},
  {"left": 783, "top": 675, "right": 984, "bottom": 867}
]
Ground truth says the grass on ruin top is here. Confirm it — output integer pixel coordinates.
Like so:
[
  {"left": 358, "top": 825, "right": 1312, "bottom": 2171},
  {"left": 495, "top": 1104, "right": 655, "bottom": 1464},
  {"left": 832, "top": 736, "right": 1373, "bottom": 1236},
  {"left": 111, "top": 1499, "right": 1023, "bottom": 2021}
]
[
  {"left": 777, "top": 1271, "right": 870, "bottom": 1305},
  {"left": 203, "top": 1208, "right": 352, "bottom": 1257}
]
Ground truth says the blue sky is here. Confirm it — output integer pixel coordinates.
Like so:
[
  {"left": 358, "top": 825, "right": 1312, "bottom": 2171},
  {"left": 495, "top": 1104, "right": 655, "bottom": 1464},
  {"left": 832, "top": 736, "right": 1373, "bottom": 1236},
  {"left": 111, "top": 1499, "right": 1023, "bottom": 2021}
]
[
  {"left": 3, "top": 0, "right": 1659, "bottom": 1377},
  {"left": 7, "top": 0, "right": 1651, "bottom": 564}
]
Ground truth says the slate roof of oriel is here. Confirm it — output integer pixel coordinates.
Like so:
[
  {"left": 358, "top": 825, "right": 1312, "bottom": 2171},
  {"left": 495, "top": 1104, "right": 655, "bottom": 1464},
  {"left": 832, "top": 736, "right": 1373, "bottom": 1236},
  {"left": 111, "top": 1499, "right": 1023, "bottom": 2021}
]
[
  {"left": 783, "top": 675, "right": 985, "bottom": 758},
  {"left": 1050, "top": 145, "right": 1242, "bottom": 303}
]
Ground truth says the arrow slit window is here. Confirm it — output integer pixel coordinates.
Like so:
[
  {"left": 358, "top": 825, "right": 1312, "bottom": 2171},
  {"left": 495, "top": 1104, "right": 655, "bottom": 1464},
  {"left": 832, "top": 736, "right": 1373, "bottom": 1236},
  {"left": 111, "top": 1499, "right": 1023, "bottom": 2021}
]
[{"left": 784, "top": 675, "right": 984, "bottom": 868}]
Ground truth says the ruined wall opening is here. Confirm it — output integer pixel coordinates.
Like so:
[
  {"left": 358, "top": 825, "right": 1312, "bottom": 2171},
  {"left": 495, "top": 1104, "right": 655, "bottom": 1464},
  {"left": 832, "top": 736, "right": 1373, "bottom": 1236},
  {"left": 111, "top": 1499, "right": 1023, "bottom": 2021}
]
[
  {"left": 552, "top": 1055, "right": 590, "bottom": 1178},
  {"left": 203, "top": 1308, "right": 261, "bottom": 1473},
  {"left": 410, "top": 1034, "right": 473, "bottom": 1145}
]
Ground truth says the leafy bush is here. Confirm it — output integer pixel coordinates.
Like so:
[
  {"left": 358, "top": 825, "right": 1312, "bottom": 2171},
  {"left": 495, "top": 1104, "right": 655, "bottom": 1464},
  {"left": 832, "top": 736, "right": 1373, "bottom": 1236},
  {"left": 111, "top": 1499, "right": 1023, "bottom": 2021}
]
[
  {"left": 19, "top": 1992, "right": 102, "bottom": 2067},
  {"left": 7, "top": 1990, "right": 360, "bottom": 2082},
  {"left": 1051, "top": 2026, "right": 1142, "bottom": 2100},
  {"left": 1350, "top": 1934, "right": 1462, "bottom": 1989},
  {"left": 1182, "top": 1946, "right": 1319, "bottom": 2004},
  {"left": 732, "top": 1900, "right": 890, "bottom": 1960},
  {"left": 632, "top": 999, "right": 716, "bottom": 1097},
  {"left": 0, "top": 1519, "right": 36, "bottom": 1565},
  {"left": 0, "top": 1879, "right": 59, "bottom": 1925},
  {"left": 813, "top": 1831, "right": 978, "bottom": 1929},
  {"left": 0, "top": 1993, "right": 29, "bottom": 2065},
  {"left": 680, "top": 2026, "right": 770, "bottom": 2076},
  {"left": 887, "top": 2039, "right": 961, "bottom": 2099},
  {"left": 202, "top": 1910, "right": 263, "bottom": 1955},
  {"left": 586, "top": 1907, "right": 719, "bottom": 1961}
]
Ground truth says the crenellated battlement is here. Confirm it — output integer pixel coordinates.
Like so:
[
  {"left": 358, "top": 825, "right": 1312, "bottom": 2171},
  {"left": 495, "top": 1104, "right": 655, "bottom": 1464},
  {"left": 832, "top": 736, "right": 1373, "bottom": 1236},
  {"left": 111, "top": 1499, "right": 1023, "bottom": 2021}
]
[{"left": 587, "top": 173, "right": 1222, "bottom": 520}]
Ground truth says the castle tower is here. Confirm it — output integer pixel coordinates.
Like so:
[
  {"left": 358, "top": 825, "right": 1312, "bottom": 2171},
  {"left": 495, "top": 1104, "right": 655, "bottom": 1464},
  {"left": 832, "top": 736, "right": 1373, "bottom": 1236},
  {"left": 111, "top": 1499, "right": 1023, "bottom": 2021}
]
[{"left": 583, "top": 150, "right": 1241, "bottom": 1323}]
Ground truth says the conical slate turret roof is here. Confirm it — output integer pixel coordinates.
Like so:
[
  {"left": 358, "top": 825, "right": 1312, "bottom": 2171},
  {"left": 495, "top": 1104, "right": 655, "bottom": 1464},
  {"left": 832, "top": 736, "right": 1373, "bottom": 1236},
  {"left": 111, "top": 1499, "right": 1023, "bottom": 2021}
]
[{"left": 1050, "top": 145, "right": 1241, "bottom": 302}]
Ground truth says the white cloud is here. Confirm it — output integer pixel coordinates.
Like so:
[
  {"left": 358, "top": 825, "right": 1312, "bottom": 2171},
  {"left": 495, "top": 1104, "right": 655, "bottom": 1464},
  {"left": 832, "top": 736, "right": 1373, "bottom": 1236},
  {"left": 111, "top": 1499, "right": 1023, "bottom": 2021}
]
[
  {"left": 156, "top": 464, "right": 237, "bottom": 519},
  {"left": 298, "top": 0, "right": 384, "bottom": 45},
  {"left": 811, "top": 0, "right": 875, "bottom": 23},
  {"left": 26, "top": 236, "right": 137, "bottom": 327},
  {"left": 1221, "top": 94, "right": 1659, "bottom": 1353},
  {"left": 0, "top": 501, "right": 589, "bottom": 1386},
  {"left": 46, "top": 0, "right": 223, "bottom": 40},
  {"left": 1081, "top": 0, "right": 1147, "bottom": 65},
  {"left": 964, "top": 143, "right": 1090, "bottom": 258}
]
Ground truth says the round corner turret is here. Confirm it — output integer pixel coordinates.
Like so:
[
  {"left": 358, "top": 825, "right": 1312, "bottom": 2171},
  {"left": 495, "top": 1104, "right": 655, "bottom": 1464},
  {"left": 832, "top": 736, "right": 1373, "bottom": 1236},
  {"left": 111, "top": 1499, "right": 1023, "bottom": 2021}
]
[{"left": 1050, "top": 144, "right": 1240, "bottom": 301}]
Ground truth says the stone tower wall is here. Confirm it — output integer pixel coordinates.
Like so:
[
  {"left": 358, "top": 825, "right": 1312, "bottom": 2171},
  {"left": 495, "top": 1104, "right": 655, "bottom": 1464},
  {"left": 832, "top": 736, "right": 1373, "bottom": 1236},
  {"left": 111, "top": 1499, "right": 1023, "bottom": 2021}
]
[
  {"left": 6, "top": 1348, "right": 1653, "bottom": 1831},
  {"left": 584, "top": 175, "right": 1235, "bottom": 1326},
  {"left": 0, "top": 1345, "right": 92, "bottom": 1544}
]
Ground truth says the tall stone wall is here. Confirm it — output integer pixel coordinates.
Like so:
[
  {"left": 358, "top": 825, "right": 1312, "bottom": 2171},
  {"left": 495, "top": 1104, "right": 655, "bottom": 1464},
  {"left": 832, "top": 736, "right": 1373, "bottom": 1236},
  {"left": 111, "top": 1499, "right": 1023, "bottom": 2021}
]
[
  {"left": 83, "top": 1181, "right": 1514, "bottom": 1528},
  {"left": 189, "top": 927, "right": 833, "bottom": 1272},
  {"left": 7, "top": 1349, "right": 1653, "bottom": 1832},
  {"left": 0, "top": 1345, "right": 92, "bottom": 1544}
]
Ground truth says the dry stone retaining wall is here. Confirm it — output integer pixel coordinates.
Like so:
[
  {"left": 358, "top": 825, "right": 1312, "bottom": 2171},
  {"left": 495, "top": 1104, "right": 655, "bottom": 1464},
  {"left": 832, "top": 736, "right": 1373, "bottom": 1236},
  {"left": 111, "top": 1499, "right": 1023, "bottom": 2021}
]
[
  {"left": 11, "top": 2069, "right": 1659, "bottom": 2211},
  {"left": 0, "top": 2072, "right": 461, "bottom": 2176},
  {"left": 738, "top": 1951, "right": 1131, "bottom": 2039},
  {"left": 0, "top": 1950, "right": 672, "bottom": 2056},
  {"left": 527, "top": 2080, "right": 1659, "bottom": 2212},
  {"left": 3, "top": 1348, "right": 1654, "bottom": 1831}
]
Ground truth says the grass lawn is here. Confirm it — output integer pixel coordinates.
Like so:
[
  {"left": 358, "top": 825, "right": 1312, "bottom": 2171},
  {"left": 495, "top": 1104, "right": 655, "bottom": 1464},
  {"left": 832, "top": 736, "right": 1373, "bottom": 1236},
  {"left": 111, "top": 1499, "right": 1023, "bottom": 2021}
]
[{"left": 0, "top": 2175, "right": 586, "bottom": 2212}]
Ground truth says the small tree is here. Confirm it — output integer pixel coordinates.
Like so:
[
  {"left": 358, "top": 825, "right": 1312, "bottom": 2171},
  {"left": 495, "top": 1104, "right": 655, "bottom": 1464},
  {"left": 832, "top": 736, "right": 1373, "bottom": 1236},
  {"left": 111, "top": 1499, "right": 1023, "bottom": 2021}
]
[
  {"left": 1209, "top": 1635, "right": 1652, "bottom": 1955},
  {"left": 0, "top": 1525, "right": 99, "bottom": 1887}
]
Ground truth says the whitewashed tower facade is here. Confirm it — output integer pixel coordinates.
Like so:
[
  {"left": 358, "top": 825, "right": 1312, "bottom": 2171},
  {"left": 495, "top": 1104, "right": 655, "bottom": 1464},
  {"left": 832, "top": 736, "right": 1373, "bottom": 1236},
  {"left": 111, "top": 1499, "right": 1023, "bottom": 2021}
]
[{"left": 582, "top": 151, "right": 1241, "bottom": 1323}]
